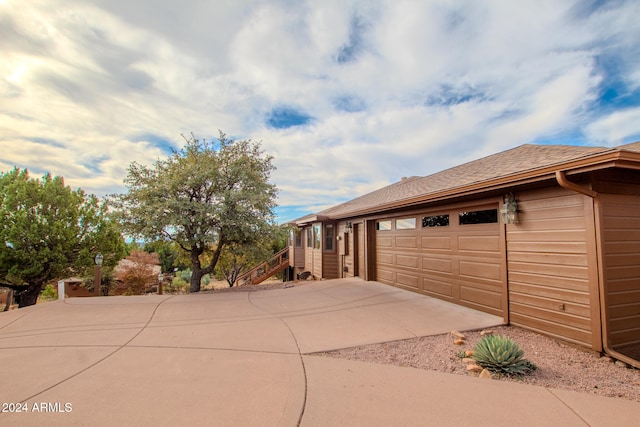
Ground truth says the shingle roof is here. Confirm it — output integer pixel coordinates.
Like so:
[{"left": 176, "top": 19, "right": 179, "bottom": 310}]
[
  {"left": 294, "top": 142, "right": 640, "bottom": 223},
  {"left": 619, "top": 141, "right": 640, "bottom": 153}
]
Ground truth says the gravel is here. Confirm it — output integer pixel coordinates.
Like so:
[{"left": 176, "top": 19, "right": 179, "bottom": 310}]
[
  {"left": 314, "top": 326, "right": 640, "bottom": 402},
  {"left": 206, "top": 281, "right": 640, "bottom": 402}
]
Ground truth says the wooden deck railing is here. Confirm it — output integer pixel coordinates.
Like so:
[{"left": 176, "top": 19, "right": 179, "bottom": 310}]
[{"left": 236, "top": 247, "right": 290, "bottom": 286}]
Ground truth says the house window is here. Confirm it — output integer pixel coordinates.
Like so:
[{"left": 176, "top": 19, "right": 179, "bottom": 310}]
[
  {"left": 459, "top": 209, "right": 498, "bottom": 225},
  {"left": 376, "top": 220, "right": 392, "bottom": 231},
  {"left": 396, "top": 218, "right": 416, "bottom": 230},
  {"left": 295, "top": 230, "right": 302, "bottom": 247},
  {"left": 313, "top": 224, "right": 321, "bottom": 249},
  {"left": 422, "top": 214, "right": 450, "bottom": 227},
  {"left": 306, "top": 228, "right": 313, "bottom": 248},
  {"left": 324, "top": 224, "right": 335, "bottom": 251}
]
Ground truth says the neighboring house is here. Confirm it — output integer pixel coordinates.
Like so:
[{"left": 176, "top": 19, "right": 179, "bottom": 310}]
[{"left": 289, "top": 142, "right": 640, "bottom": 365}]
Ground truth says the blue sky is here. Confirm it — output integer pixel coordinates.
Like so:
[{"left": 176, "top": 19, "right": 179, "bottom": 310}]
[{"left": 1, "top": 0, "right": 640, "bottom": 223}]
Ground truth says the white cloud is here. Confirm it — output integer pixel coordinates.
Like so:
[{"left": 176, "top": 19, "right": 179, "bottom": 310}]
[
  {"left": 0, "top": 0, "right": 639, "bottom": 222},
  {"left": 585, "top": 107, "right": 640, "bottom": 146}
]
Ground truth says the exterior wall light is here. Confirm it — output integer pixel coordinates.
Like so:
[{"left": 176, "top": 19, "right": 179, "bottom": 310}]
[
  {"left": 344, "top": 222, "right": 353, "bottom": 233},
  {"left": 500, "top": 193, "right": 518, "bottom": 224}
]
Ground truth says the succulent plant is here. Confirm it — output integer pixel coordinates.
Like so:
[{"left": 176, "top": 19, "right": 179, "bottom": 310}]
[{"left": 472, "top": 335, "right": 537, "bottom": 376}]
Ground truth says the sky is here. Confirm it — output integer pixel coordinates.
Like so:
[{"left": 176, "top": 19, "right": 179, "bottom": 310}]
[{"left": 1, "top": 0, "right": 640, "bottom": 223}]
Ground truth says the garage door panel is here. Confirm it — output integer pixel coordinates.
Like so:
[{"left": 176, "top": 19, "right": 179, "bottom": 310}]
[
  {"left": 396, "top": 236, "right": 418, "bottom": 248},
  {"left": 377, "top": 269, "right": 394, "bottom": 284},
  {"left": 460, "top": 286, "right": 502, "bottom": 310},
  {"left": 377, "top": 236, "right": 393, "bottom": 247},
  {"left": 397, "top": 273, "right": 419, "bottom": 289},
  {"left": 422, "top": 257, "right": 452, "bottom": 274},
  {"left": 377, "top": 252, "right": 394, "bottom": 265},
  {"left": 422, "top": 277, "right": 454, "bottom": 298},
  {"left": 459, "top": 260, "right": 502, "bottom": 281},
  {"left": 396, "top": 254, "right": 418, "bottom": 268},
  {"left": 458, "top": 235, "right": 500, "bottom": 252},
  {"left": 421, "top": 236, "right": 451, "bottom": 250}
]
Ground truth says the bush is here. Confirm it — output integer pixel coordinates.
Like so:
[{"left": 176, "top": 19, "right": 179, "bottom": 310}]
[
  {"left": 40, "top": 284, "right": 58, "bottom": 301},
  {"left": 165, "top": 276, "right": 189, "bottom": 294},
  {"left": 115, "top": 251, "right": 160, "bottom": 295},
  {"left": 472, "top": 335, "right": 537, "bottom": 376}
]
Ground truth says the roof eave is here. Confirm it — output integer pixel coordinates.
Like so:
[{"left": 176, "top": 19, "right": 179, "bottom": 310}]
[{"left": 291, "top": 214, "right": 331, "bottom": 227}]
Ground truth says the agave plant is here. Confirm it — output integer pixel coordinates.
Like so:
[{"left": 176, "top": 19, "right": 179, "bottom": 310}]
[{"left": 472, "top": 335, "right": 537, "bottom": 376}]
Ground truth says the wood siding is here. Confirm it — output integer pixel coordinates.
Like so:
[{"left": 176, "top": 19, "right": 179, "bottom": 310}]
[
  {"left": 601, "top": 193, "right": 640, "bottom": 349},
  {"left": 507, "top": 187, "right": 600, "bottom": 349},
  {"left": 375, "top": 202, "right": 504, "bottom": 317}
]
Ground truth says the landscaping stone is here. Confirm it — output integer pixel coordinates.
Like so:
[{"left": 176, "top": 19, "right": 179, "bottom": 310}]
[
  {"left": 479, "top": 369, "right": 492, "bottom": 379},
  {"left": 466, "top": 364, "right": 483, "bottom": 373}
]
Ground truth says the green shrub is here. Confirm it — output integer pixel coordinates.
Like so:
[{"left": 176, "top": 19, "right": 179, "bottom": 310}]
[
  {"left": 179, "top": 269, "right": 192, "bottom": 281},
  {"left": 40, "top": 284, "right": 58, "bottom": 301},
  {"left": 166, "top": 276, "right": 189, "bottom": 294},
  {"left": 472, "top": 335, "right": 537, "bottom": 376}
]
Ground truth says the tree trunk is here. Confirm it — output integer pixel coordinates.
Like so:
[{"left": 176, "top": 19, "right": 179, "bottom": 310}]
[
  {"left": 190, "top": 268, "right": 203, "bottom": 293},
  {"left": 18, "top": 284, "right": 42, "bottom": 308}
]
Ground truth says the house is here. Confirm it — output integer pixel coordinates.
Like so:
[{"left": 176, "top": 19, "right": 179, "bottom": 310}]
[{"left": 288, "top": 142, "right": 640, "bottom": 366}]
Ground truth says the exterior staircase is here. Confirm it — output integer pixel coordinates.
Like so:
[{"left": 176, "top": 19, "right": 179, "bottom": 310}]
[{"left": 236, "top": 247, "right": 290, "bottom": 286}]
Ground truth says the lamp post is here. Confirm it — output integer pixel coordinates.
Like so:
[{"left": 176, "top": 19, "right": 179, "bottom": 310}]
[{"left": 94, "top": 253, "right": 103, "bottom": 296}]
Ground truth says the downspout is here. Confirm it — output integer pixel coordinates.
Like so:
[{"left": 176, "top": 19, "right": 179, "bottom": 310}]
[{"left": 555, "top": 171, "right": 640, "bottom": 368}]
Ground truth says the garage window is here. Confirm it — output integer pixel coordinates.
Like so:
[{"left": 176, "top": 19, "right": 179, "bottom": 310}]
[
  {"left": 396, "top": 218, "right": 416, "bottom": 230},
  {"left": 422, "top": 214, "right": 449, "bottom": 227},
  {"left": 459, "top": 209, "right": 498, "bottom": 225},
  {"left": 376, "top": 220, "right": 392, "bottom": 231}
]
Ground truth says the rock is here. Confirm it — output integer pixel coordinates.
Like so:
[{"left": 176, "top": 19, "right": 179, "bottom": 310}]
[
  {"left": 462, "top": 358, "right": 475, "bottom": 364},
  {"left": 466, "top": 364, "right": 483, "bottom": 373},
  {"left": 480, "top": 329, "right": 494, "bottom": 336},
  {"left": 454, "top": 338, "right": 465, "bottom": 345},
  {"left": 479, "top": 369, "right": 492, "bottom": 379},
  {"left": 451, "top": 330, "right": 466, "bottom": 339},
  {"left": 465, "top": 350, "right": 474, "bottom": 357}
]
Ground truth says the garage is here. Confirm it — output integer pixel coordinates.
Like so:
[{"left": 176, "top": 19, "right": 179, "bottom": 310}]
[{"left": 375, "top": 203, "right": 506, "bottom": 317}]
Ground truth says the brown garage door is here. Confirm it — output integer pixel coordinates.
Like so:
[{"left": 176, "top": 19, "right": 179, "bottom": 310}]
[{"left": 375, "top": 205, "right": 505, "bottom": 317}]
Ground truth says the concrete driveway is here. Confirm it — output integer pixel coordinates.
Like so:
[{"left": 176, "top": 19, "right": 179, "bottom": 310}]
[{"left": 1, "top": 278, "right": 639, "bottom": 426}]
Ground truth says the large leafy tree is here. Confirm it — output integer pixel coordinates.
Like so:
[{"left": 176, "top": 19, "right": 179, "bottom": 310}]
[
  {"left": 113, "top": 131, "right": 277, "bottom": 293},
  {"left": 0, "top": 169, "right": 126, "bottom": 307}
]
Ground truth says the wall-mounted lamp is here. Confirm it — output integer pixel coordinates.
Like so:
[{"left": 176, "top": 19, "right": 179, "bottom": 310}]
[
  {"left": 500, "top": 193, "right": 518, "bottom": 224},
  {"left": 344, "top": 222, "right": 353, "bottom": 233}
]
